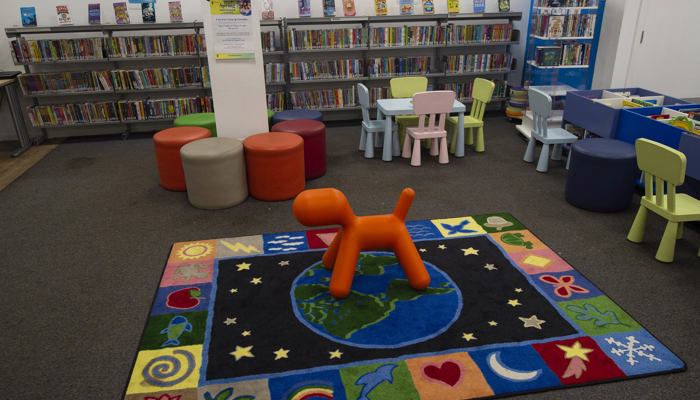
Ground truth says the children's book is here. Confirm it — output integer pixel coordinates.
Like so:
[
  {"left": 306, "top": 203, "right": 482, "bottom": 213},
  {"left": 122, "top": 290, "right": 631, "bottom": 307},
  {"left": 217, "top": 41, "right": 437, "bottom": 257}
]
[
  {"left": 56, "top": 5, "right": 73, "bottom": 25},
  {"left": 169, "top": 1, "right": 183, "bottom": 22},
  {"left": 472, "top": 0, "right": 485, "bottom": 12},
  {"left": 88, "top": 3, "right": 101, "bottom": 24},
  {"left": 422, "top": 0, "right": 435, "bottom": 14},
  {"left": 448, "top": 0, "right": 459, "bottom": 13},
  {"left": 113, "top": 2, "right": 130, "bottom": 24},
  {"left": 298, "top": 0, "right": 311, "bottom": 17},
  {"left": 20, "top": 7, "right": 37, "bottom": 27},
  {"left": 323, "top": 0, "right": 336, "bottom": 17},
  {"left": 343, "top": 0, "right": 356, "bottom": 16},
  {"left": 498, "top": 0, "right": 510, "bottom": 12},
  {"left": 547, "top": 16, "right": 565, "bottom": 38},
  {"left": 142, "top": 2, "right": 156, "bottom": 23},
  {"left": 375, "top": 0, "right": 388, "bottom": 16},
  {"left": 261, "top": 0, "right": 274, "bottom": 20},
  {"left": 536, "top": 46, "right": 561, "bottom": 66},
  {"left": 400, "top": 0, "right": 415, "bottom": 15}
]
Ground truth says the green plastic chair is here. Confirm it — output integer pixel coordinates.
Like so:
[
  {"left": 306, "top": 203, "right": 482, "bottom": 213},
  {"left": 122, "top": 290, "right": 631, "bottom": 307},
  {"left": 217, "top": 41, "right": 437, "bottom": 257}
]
[
  {"left": 446, "top": 78, "right": 495, "bottom": 153},
  {"left": 174, "top": 112, "right": 217, "bottom": 137},
  {"left": 627, "top": 138, "right": 700, "bottom": 262},
  {"left": 390, "top": 77, "right": 428, "bottom": 146}
]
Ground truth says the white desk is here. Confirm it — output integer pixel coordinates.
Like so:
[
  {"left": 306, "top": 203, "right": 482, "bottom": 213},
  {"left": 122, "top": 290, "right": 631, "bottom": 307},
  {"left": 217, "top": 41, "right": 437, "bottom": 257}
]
[{"left": 376, "top": 98, "right": 466, "bottom": 161}]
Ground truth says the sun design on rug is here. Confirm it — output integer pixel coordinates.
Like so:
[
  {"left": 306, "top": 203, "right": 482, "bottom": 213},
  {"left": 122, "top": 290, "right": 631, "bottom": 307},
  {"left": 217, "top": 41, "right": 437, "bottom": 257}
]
[{"left": 174, "top": 242, "right": 214, "bottom": 261}]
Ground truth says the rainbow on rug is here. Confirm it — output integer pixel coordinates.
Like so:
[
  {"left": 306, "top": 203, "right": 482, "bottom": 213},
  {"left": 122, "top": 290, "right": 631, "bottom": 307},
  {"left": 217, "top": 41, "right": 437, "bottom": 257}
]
[{"left": 123, "top": 213, "right": 685, "bottom": 400}]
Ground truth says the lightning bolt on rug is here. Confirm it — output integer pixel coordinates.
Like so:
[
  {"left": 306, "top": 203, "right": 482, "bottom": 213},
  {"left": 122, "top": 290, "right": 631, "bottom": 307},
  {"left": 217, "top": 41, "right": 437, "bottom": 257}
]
[{"left": 123, "top": 213, "right": 685, "bottom": 400}]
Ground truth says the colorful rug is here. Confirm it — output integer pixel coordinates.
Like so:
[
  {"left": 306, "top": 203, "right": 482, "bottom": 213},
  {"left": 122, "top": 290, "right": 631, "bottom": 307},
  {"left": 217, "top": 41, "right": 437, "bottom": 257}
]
[{"left": 123, "top": 213, "right": 685, "bottom": 400}]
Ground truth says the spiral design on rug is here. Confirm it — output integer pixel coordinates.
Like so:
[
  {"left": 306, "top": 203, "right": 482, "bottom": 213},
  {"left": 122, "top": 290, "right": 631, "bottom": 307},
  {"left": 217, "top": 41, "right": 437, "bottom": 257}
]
[{"left": 142, "top": 349, "right": 195, "bottom": 387}]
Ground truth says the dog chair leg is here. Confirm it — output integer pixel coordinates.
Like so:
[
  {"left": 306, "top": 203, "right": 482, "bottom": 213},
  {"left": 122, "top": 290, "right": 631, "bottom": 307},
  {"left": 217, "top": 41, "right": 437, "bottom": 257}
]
[
  {"left": 328, "top": 239, "right": 361, "bottom": 298},
  {"left": 322, "top": 229, "right": 343, "bottom": 268},
  {"left": 393, "top": 232, "right": 430, "bottom": 290}
]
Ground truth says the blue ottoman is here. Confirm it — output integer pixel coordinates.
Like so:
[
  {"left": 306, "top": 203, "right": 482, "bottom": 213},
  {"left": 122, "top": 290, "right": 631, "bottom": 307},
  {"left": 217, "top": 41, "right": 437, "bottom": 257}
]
[
  {"left": 565, "top": 138, "right": 638, "bottom": 212},
  {"left": 271, "top": 109, "right": 323, "bottom": 125}
]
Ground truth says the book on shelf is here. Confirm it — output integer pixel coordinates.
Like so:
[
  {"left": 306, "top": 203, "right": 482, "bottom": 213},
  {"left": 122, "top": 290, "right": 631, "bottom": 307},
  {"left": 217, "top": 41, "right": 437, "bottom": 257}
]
[
  {"left": 88, "top": 3, "right": 101, "bottom": 24},
  {"left": 298, "top": 0, "right": 311, "bottom": 17},
  {"left": 536, "top": 46, "right": 561, "bottom": 66},
  {"left": 400, "top": 0, "right": 415, "bottom": 15},
  {"left": 113, "top": 2, "right": 130, "bottom": 24},
  {"left": 547, "top": 15, "right": 565, "bottom": 38},
  {"left": 20, "top": 7, "right": 37, "bottom": 27},
  {"left": 448, "top": 0, "right": 459, "bottom": 13},
  {"left": 375, "top": 0, "right": 388, "bottom": 16},
  {"left": 169, "top": 1, "right": 183, "bottom": 22},
  {"left": 56, "top": 5, "right": 73, "bottom": 25},
  {"left": 498, "top": 0, "right": 510, "bottom": 12},
  {"left": 261, "top": 0, "right": 274, "bottom": 20},
  {"left": 142, "top": 2, "right": 156, "bottom": 23},
  {"left": 472, "top": 0, "right": 485, "bottom": 12},
  {"left": 422, "top": 0, "right": 435, "bottom": 14},
  {"left": 323, "top": 0, "right": 335, "bottom": 17},
  {"left": 621, "top": 100, "right": 642, "bottom": 108},
  {"left": 343, "top": 0, "right": 356, "bottom": 16}
]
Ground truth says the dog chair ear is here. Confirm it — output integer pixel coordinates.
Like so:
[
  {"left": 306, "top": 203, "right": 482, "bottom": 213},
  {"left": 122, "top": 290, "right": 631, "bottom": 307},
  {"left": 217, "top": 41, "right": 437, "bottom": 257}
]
[{"left": 293, "top": 188, "right": 354, "bottom": 226}]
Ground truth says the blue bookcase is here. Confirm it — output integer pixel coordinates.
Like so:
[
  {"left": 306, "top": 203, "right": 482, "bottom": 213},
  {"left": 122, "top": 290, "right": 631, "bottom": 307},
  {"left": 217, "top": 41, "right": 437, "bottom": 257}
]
[{"left": 521, "top": 0, "right": 605, "bottom": 89}]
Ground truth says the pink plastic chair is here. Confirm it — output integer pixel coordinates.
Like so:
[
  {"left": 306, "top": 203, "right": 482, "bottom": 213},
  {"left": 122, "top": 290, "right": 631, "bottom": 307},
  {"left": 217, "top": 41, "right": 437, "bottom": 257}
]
[{"left": 401, "top": 90, "right": 456, "bottom": 166}]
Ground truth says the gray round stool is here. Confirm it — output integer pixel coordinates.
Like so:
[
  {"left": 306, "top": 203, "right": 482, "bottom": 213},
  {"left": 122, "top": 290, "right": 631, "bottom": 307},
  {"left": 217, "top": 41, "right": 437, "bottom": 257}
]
[{"left": 180, "top": 137, "right": 248, "bottom": 209}]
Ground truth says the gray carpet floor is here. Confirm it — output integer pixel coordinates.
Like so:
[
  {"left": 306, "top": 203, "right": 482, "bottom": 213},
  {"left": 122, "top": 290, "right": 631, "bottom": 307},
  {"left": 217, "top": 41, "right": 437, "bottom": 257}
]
[{"left": 0, "top": 114, "right": 697, "bottom": 399}]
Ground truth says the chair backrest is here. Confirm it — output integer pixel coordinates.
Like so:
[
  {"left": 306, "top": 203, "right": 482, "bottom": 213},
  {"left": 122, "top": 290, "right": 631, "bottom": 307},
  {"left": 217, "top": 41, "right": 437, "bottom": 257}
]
[
  {"left": 357, "top": 83, "right": 372, "bottom": 123},
  {"left": 528, "top": 87, "right": 553, "bottom": 138},
  {"left": 635, "top": 138, "right": 687, "bottom": 213},
  {"left": 390, "top": 76, "right": 428, "bottom": 98},
  {"left": 469, "top": 78, "right": 495, "bottom": 120},
  {"left": 412, "top": 90, "right": 456, "bottom": 131}
]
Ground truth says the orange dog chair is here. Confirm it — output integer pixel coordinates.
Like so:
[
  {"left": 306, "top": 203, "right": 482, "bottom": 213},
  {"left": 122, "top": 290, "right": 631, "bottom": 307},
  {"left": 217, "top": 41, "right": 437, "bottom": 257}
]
[{"left": 293, "top": 187, "right": 430, "bottom": 298}]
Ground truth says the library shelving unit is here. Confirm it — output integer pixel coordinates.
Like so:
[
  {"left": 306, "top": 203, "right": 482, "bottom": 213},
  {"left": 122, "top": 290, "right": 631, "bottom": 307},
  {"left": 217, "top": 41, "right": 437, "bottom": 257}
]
[
  {"left": 260, "top": 12, "right": 521, "bottom": 120},
  {"left": 521, "top": 0, "right": 605, "bottom": 90},
  {"left": 5, "top": 22, "right": 211, "bottom": 139}
]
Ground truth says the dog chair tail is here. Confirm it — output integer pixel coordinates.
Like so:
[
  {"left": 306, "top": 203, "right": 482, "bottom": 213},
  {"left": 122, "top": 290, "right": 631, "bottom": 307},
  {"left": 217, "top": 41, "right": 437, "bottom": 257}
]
[{"left": 393, "top": 188, "right": 415, "bottom": 222}]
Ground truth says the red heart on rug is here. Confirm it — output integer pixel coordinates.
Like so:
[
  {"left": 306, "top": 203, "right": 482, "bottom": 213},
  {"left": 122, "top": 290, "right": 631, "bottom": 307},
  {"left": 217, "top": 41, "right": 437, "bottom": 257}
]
[{"left": 422, "top": 360, "right": 463, "bottom": 387}]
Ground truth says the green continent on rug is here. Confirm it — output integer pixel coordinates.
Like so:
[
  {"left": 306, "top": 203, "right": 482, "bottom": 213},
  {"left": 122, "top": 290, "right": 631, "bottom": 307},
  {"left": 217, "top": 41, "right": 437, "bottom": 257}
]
[{"left": 123, "top": 214, "right": 685, "bottom": 400}]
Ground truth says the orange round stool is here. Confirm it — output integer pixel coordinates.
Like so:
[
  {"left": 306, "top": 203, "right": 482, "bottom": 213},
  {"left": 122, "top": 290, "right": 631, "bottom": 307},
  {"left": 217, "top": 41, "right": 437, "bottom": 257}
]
[
  {"left": 243, "top": 132, "right": 305, "bottom": 201},
  {"left": 271, "top": 119, "right": 327, "bottom": 179},
  {"left": 153, "top": 126, "right": 211, "bottom": 191}
]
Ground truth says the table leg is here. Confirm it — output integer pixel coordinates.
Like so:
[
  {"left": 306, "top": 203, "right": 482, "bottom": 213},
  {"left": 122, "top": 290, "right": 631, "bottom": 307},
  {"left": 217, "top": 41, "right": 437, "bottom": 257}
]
[
  {"left": 382, "top": 114, "right": 393, "bottom": 162},
  {"left": 455, "top": 112, "right": 465, "bottom": 158},
  {"left": 4, "top": 82, "right": 34, "bottom": 157}
]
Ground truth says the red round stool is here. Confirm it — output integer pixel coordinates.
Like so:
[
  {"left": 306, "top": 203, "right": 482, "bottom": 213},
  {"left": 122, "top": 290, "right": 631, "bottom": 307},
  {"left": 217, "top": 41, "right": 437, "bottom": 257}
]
[
  {"left": 153, "top": 126, "right": 211, "bottom": 191},
  {"left": 271, "top": 119, "right": 327, "bottom": 179},
  {"left": 243, "top": 132, "right": 305, "bottom": 201}
]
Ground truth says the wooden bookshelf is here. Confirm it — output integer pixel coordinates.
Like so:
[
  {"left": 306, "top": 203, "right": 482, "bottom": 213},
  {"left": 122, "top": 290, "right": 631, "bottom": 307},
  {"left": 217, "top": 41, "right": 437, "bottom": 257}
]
[
  {"left": 261, "top": 12, "right": 522, "bottom": 120},
  {"left": 5, "top": 22, "right": 211, "bottom": 138}
]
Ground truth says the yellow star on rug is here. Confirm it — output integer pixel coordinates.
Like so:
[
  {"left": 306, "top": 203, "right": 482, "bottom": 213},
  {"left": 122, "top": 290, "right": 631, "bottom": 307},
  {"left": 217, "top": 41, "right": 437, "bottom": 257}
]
[
  {"left": 438, "top": 244, "right": 447, "bottom": 250},
  {"left": 278, "top": 260, "right": 290, "bottom": 266},
  {"left": 462, "top": 247, "right": 479, "bottom": 256},
  {"left": 462, "top": 332, "right": 477, "bottom": 341},
  {"left": 484, "top": 263, "right": 497, "bottom": 270},
  {"left": 329, "top": 349, "right": 343, "bottom": 359},
  {"left": 230, "top": 345, "right": 254, "bottom": 361},
  {"left": 519, "top": 315, "right": 546, "bottom": 329},
  {"left": 419, "top": 248, "right": 427, "bottom": 252},
  {"left": 507, "top": 299, "right": 522, "bottom": 307},
  {"left": 224, "top": 317, "right": 237, "bottom": 325},
  {"left": 273, "top": 348, "right": 290, "bottom": 360},
  {"left": 557, "top": 341, "right": 593, "bottom": 361},
  {"left": 515, "top": 288, "right": 523, "bottom": 293},
  {"left": 250, "top": 277, "right": 262, "bottom": 285},
  {"left": 488, "top": 320, "right": 498, "bottom": 326},
  {"left": 241, "top": 330, "right": 251, "bottom": 336},
  {"left": 236, "top": 262, "right": 251, "bottom": 271},
  {"left": 229, "top": 288, "right": 238, "bottom": 294}
]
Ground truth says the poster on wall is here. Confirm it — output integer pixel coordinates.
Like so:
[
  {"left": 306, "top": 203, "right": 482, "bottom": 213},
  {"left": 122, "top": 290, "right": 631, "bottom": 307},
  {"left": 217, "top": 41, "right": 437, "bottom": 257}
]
[
  {"left": 343, "top": 0, "right": 356, "bottom": 16},
  {"left": 422, "top": 0, "right": 435, "bottom": 14},
  {"left": 323, "top": 0, "right": 336, "bottom": 17},
  {"left": 400, "top": 0, "right": 414, "bottom": 15},
  {"left": 375, "top": 0, "right": 388, "bottom": 15},
  {"left": 210, "top": 0, "right": 255, "bottom": 60},
  {"left": 299, "top": 0, "right": 311, "bottom": 17},
  {"left": 448, "top": 0, "right": 459, "bottom": 13},
  {"left": 262, "top": 0, "right": 274, "bottom": 19}
]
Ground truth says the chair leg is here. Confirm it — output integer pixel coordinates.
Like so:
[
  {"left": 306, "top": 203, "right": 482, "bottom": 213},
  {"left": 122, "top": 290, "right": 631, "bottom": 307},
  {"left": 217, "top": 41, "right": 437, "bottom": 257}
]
[
  {"left": 392, "top": 125, "right": 401, "bottom": 157},
  {"left": 677, "top": 222, "right": 684, "bottom": 239},
  {"left": 364, "top": 131, "right": 374, "bottom": 158},
  {"left": 438, "top": 137, "right": 449, "bottom": 164},
  {"left": 402, "top": 133, "right": 412, "bottom": 159},
  {"left": 466, "top": 127, "right": 474, "bottom": 146},
  {"left": 359, "top": 127, "right": 366, "bottom": 151},
  {"left": 551, "top": 144, "right": 562, "bottom": 160},
  {"left": 474, "top": 127, "right": 484, "bottom": 152},
  {"left": 656, "top": 221, "right": 680, "bottom": 262},
  {"left": 627, "top": 206, "right": 648, "bottom": 243},
  {"left": 536, "top": 144, "right": 550, "bottom": 173},
  {"left": 524, "top": 137, "right": 537, "bottom": 163},
  {"left": 565, "top": 148, "right": 572, "bottom": 170},
  {"left": 411, "top": 138, "right": 422, "bottom": 166},
  {"left": 449, "top": 125, "right": 458, "bottom": 154},
  {"left": 429, "top": 138, "right": 439, "bottom": 156}
]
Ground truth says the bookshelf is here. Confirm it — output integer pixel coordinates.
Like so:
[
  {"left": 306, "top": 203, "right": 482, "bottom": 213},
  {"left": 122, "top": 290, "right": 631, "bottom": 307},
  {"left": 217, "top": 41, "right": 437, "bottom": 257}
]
[
  {"left": 261, "top": 12, "right": 521, "bottom": 120},
  {"left": 522, "top": 0, "right": 605, "bottom": 89},
  {"left": 5, "top": 22, "right": 211, "bottom": 138}
]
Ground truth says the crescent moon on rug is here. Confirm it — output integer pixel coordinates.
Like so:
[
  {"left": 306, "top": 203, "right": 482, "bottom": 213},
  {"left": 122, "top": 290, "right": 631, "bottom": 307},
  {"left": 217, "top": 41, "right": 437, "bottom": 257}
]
[{"left": 487, "top": 351, "right": 541, "bottom": 382}]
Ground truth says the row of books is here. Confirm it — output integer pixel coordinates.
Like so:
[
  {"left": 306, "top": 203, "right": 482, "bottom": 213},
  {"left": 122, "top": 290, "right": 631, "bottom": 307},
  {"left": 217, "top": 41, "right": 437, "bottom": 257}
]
[
  {"left": 534, "top": 0, "right": 597, "bottom": 7},
  {"left": 26, "top": 96, "right": 213, "bottom": 127},
  {"left": 367, "top": 56, "right": 431, "bottom": 77},
  {"left": 265, "top": 63, "right": 286, "bottom": 84},
  {"left": 532, "top": 14, "right": 596, "bottom": 38},
  {"left": 289, "top": 88, "right": 357, "bottom": 110},
  {"left": 266, "top": 92, "right": 285, "bottom": 111},
  {"left": 9, "top": 34, "right": 206, "bottom": 64},
  {"left": 279, "top": 24, "right": 514, "bottom": 52},
  {"left": 18, "top": 67, "right": 209, "bottom": 95},
  {"left": 444, "top": 53, "right": 513, "bottom": 73},
  {"left": 442, "top": 80, "right": 507, "bottom": 100},
  {"left": 559, "top": 41, "right": 591, "bottom": 66},
  {"left": 289, "top": 59, "right": 364, "bottom": 81}
]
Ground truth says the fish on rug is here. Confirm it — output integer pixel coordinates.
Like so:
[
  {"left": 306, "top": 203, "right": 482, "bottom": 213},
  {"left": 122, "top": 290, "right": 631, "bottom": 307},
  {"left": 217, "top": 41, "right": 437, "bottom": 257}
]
[{"left": 123, "top": 213, "right": 685, "bottom": 400}]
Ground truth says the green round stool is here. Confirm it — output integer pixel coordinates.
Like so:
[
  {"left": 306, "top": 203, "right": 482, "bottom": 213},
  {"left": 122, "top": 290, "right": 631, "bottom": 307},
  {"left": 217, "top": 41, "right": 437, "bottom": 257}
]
[
  {"left": 174, "top": 112, "right": 217, "bottom": 137},
  {"left": 267, "top": 109, "right": 275, "bottom": 129}
]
